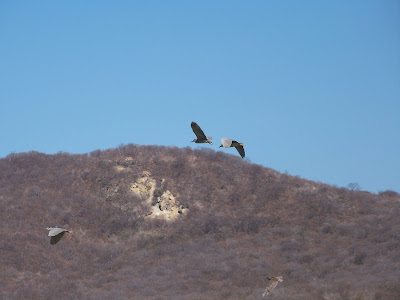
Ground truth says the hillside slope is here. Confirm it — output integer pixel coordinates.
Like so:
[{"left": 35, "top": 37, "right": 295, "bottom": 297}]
[{"left": 0, "top": 145, "right": 399, "bottom": 299}]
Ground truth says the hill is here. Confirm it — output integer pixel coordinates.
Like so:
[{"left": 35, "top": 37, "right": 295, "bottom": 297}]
[{"left": 0, "top": 144, "right": 399, "bottom": 299}]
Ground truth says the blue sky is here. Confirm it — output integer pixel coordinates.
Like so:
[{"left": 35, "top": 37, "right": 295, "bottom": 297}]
[{"left": 1, "top": 1, "right": 399, "bottom": 193}]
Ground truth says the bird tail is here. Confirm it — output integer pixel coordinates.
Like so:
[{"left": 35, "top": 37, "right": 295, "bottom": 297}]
[
  {"left": 262, "top": 286, "right": 270, "bottom": 297},
  {"left": 262, "top": 290, "right": 269, "bottom": 297}
]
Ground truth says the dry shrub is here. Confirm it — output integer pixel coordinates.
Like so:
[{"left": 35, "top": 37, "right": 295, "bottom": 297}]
[{"left": 0, "top": 146, "right": 399, "bottom": 299}]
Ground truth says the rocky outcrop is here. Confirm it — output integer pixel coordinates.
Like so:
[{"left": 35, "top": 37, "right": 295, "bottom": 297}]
[{"left": 130, "top": 171, "right": 187, "bottom": 221}]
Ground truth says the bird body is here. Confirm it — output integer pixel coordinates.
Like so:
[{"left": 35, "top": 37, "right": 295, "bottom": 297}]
[
  {"left": 262, "top": 276, "right": 283, "bottom": 297},
  {"left": 191, "top": 122, "right": 213, "bottom": 145},
  {"left": 219, "top": 138, "right": 245, "bottom": 158},
  {"left": 46, "top": 226, "right": 71, "bottom": 245}
]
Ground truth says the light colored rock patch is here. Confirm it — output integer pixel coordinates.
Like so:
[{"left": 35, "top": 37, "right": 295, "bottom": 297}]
[
  {"left": 114, "top": 165, "right": 127, "bottom": 172},
  {"left": 194, "top": 201, "right": 204, "bottom": 210},
  {"left": 150, "top": 190, "right": 187, "bottom": 220},
  {"left": 130, "top": 173, "right": 156, "bottom": 202},
  {"left": 129, "top": 172, "right": 186, "bottom": 221}
]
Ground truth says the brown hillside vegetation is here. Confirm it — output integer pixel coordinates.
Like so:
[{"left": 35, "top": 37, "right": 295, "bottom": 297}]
[{"left": 0, "top": 144, "right": 399, "bottom": 299}]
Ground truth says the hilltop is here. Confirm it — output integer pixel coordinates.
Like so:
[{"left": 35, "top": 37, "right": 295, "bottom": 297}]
[{"left": 0, "top": 144, "right": 399, "bottom": 299}]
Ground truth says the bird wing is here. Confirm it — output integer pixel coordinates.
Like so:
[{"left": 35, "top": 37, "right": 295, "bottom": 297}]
[
  {"left": 191, "top": 122, "right": 207, "bottom": 140},
  {"left": 48, "top": 227, "right": 66, "bottom": 237},
  {"left": 220, "top": 138, "right": 233, "bottom": 148},
  {"left": 267, "top": 278, "right": 279, "bottom": 292},
  {"left": 235, "top": 145, "right": 245, "bottom": 158},
  {"left": 50, "top": 231, "right": 66, "bottom": 245}
]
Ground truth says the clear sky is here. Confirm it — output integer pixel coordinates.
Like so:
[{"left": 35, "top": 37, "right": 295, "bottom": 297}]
[{"left": 1, "top": 1, "right": 399, "bottom": 193}]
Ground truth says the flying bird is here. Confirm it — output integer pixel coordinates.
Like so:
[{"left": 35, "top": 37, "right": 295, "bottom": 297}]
[
  {"left": 46, "top": 226, "right": 72, "bottom": 245},
  {"left": 262, "top": 276, "right": 283, "bottom": 297},
  {"left": 191, "top": 122, "right": 213, "bottom": 145},
  {"left": 219, "top": 138, "right": 245, "bottom": 158}
]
